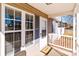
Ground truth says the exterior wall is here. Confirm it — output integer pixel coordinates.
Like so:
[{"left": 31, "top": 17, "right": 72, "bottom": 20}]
[
  {"left": 35, "top": 15, "right": 40, "bottom": 44},
  {"left": 47, "top": 18, "right": 53, "bottom": 44},
  {"left": 52, "top": 20, "right": 58, "bottom": 33},
  {"left": 47, "top": 18, "right": 53, "bottom": 33}
]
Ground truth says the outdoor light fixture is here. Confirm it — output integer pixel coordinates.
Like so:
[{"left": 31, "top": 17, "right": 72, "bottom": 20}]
[{"left": 45, "top": 3, "right": 52, "bottom": 5}]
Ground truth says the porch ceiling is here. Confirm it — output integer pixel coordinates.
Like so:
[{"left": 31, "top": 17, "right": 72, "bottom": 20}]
[{"left": 28, "top": 3, "right": 75, "bottom": 17}]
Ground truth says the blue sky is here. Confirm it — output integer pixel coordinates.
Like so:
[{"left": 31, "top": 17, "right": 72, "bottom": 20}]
[{"left": 61, "top": 15, "right": 73, "bottom": 25}]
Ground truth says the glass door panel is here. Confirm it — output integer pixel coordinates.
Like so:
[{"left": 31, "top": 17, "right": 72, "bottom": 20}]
[
  {"left": 5, "top": 33, "right": 13, "bottom": 56},
  {"left": 5, "top": 7, "right": 14, "bottom": 19},
  {"left": 15, "top": 11, "right": 21, "bottom": 20},
  {"left": 15, "top": 21, "right": 21, "bottom": 30},
  {"left": 25, "top": 31, "right": 33, "bottom": 46},
  {"left": 25, "top": 14, "right": 33, "bottom": 29},
  {"left": 25, "top": 22, "right": 29, "bottom": 29},
  {"left": 5, "top": 20, "right": 14, "bottom": 31},
  {"left": 14, "top": 32, "right": 21, "bottom": 54},
  {"left": 25, "top": 14, "right": 29, "bottom": 21}
]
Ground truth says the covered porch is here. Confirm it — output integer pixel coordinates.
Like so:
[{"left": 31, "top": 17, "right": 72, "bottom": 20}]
[{"left": 0, "top": 3, "right": 78, "bottom": 56}]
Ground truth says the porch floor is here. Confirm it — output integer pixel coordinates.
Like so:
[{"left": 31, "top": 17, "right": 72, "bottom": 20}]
[{"left": 25, "top": 43, "right": 66, "bottom": 56}]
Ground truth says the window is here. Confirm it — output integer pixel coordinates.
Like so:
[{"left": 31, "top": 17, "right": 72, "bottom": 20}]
[
  {"left": 5, "top": 19, "right": 14, "bottom": 30},
  {"left": 5, "top": 7, "right": 14, "bottom": 19},
  {"left": 42, "top": 21, "right": 46, "bottom": 37},
  {"left": 14, "top": 32, "right": 21, "bottom": 53},
  {"left": 15, "top": 11, "right": 21, "bottom": 20},
  {"left": 5, "top": 7, "right": 22, "bottom": 31},
  {"left": 25, "top": 31, "right": 33, "bottom": 45},
  {"left": 4, "top": 6, "right": 34, "bottom": 56},
  {"left": 25, "top": 13, "right": 34, "bottom": 45},
  {"left": 15, "top": 11, "right": 21, "bottom": 30},
  {"left": 5, "top": 33, "right": 13, "bottom": 56},
  {"left": 5, "top": 6, "right": 22, "bottom": 56},
  {"left": 15, "top": 21, "right": 21, "bottom": 30},
  {"left": 25, "top": 14, "right": 33, "bottom": 29}
]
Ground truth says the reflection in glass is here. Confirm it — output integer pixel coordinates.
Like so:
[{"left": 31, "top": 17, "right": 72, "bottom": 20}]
[
  {"left": 42, "top": 30, "right": 46, "bottom": 37},
  {"left": 25, "top": 22, "right": 29, "bottom": 29},
  {"left": 25, "top": 14, "right": 33, "bottom": 29},
  {"left": 5, "top": 20, "right": 14, "bottom": 31},
  {"left": 15, "top": 21, "right": 21, "bottom": 30},
  {"left": 25, "top": 31, "right": 33, "bottom": 45},
  {"left": 15, "top": 11, "right": 21, "bottom": 20},
  {"left": 5, "top": 7, "right": 14, "bottom": 19},
  {"left": 14, "top": 32, "right": 21, "bottom": 54},
  {"left": 29, "top": 23, "right": 33, "bottom": 29},
  {"left": 5, "top": 33, "right": 13, "bottom": 56}
]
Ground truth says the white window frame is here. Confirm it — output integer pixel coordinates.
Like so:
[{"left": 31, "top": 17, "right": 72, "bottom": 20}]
[{"left": 1, "top": 3, "right": 35, "bottom": 56}]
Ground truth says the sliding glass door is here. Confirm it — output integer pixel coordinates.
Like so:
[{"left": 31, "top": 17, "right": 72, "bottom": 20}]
[
  {"left": 5, "top": 6, "right": 22, "bottom": 56},
  {"left": 3, "top": 4, "right": 34, "bottom": 56},
  {"left": 25, "top": 14, "right": 34, "bottom": 46}
]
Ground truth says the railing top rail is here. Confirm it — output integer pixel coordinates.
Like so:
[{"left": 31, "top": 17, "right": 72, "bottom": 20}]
[{"left": 49, "top": 33, "right": 73, "bottom": 38}]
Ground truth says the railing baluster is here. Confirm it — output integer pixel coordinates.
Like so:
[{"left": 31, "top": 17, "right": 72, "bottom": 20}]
[
  {"left": 63, "top": 36, "right": 64, "bottom": 47},
  {"left": 61, "top": 36, "right": 62, "bottom": 46},
  {"left": 48, "top": 33, "right": 73, "bottom": 49},
  {"left": 66, "top": 37, "right": 67, "bottom": 48},
  {"left": 67, "top": 37, "right": 68, "bottom": 48},
  {"left": 64, "top": 37, "right": 66, "bottom": 47}
]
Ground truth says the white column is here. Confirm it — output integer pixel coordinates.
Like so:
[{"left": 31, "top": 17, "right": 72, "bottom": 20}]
[
  {"left": 77, "top": 13, "right": 79, "bottom": 56},
  {"left": 1, "top": 4, "right": 5, "bottom": 56},
  {"left": 21, "top": 11, "right": 26, "bottom": 50},
  {"left": 73, "top": 14, "right": 76, "bottom": 54}
]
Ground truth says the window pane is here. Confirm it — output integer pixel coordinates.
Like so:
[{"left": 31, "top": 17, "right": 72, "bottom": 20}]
[
  {"left": 5, "top": 33, "right": 13, "bottom": 56},
  {"left": 15, "top": 11, "right": 21, "bottom": 20},
  {"left": 25, "top": 22, "right": 29, "bottom": 29},
  {"left": 15, "top": 21, "right": 21, "bottom": 30},
  {"left": 5, "top": 20, "right": 14, "bottom": 31},
  {"left": 42, "top": 30, "right": 46, "bottom": 37},
  {"left": 5, "top": 7, "right": 14, "bottom": 19},
  {"left": 25, "top": 31, "right": 33, "bottom": 45},
  {"left": 29, "top": 23, "right": 33, "bottom": 29},
  {"left": 25, "top": 14, "right": 29, "bottom": 21},
  {"left": 14, "top": 32, "right": 21, "bottom": 53},
  {"left": 29, "top": 15, "right": 33, "bottom": 22}
]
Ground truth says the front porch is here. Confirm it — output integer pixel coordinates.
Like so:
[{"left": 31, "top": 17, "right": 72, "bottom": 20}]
[{"left": 0, "top": 3, "right": 77, "bottom": 56}]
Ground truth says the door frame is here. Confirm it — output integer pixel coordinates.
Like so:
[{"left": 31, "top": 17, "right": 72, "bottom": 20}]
[{"left": 39, "top": 16, "right": 48, "bottom": 50}]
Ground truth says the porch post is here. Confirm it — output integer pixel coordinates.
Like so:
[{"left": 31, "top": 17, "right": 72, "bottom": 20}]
[
  {"left": 1, "top": 3, "right": 5, "bottom": 56},
  {"left": 77, "top": 13, "right": 79, "bottom": 56},
  {"left": 73, "top": 13, "right": 76, "bottom": 54}
]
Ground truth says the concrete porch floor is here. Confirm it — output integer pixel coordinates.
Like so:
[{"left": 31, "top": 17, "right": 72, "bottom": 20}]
[{"left": 25, "top": 43, "right": 65, "bottom": 56}]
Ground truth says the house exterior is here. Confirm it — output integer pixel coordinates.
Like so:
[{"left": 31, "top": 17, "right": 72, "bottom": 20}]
[{"left": 0, "top": 3, "right": 78, "bottom": 56}]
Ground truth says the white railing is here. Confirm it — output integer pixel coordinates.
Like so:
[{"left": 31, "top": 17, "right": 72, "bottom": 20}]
[{"left": 48, "top": 33, "right": 73, "bottom": 49}]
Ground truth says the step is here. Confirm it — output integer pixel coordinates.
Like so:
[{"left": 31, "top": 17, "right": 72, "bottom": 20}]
[
  {"left": 52, "top": 46, "right": 72, "bottom": 56},
  {"left": 49, "top": 43, "right": 73, "bottom": 52},
  {"left": 48, "top": 43, "right": 73, "bottom": 56}
]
